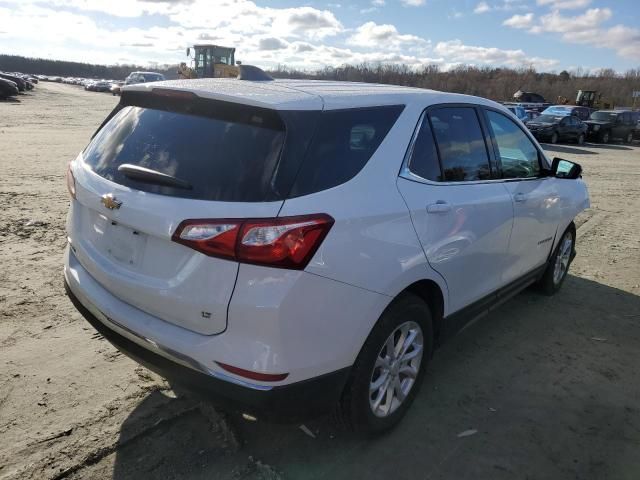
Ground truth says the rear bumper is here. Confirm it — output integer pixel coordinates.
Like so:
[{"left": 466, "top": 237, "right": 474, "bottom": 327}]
[
  {"left": 65, "top": 280, "right": 349, "bottom": 422},
  {"left": 585, "top": 130, "right": 601, "bottom": 140}
]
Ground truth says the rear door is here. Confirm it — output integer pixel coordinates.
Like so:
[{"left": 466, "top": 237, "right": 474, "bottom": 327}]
[
  {"left": 397, "top": 105, "right": 514, "bottom": 314},
  {"left": 68, "top": 94, "right": 305, "bottom": 335},
  {"left": 558, "top": 117, "right": 572, "bottom": 141},
  {"left": 612, "top": 113, "right": 626, "bottom": 139},
  {"left": 483, "top": 108, "right": 561, "bottom": 283}
]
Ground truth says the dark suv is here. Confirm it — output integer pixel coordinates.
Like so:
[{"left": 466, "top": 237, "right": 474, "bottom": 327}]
[
  {"left": 525, "top": 113, "right": 587, "bottom": 144},
  {"left": 631, "top": 111, "right": 640, "bottom": 141},
  {"left": 584, "top": 110, "right": 636, "bottom": 144}
]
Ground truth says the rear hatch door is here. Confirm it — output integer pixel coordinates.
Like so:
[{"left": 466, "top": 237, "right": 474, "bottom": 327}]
[{"left": 68, "top": 90, "right": 313, "bottom": 335}]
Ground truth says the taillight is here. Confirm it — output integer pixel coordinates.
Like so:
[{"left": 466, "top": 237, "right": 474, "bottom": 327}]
[
  {"left": 172, "top": 214, "right": 334, "bottom": 270},
  {"left": 215, "top": 362, "right": 288, "bottom": 382},
  {"left": 66, "top": 163, "right": 76, "bottom": 199},
  {"left": 172, "top": 220, "right": 241, "bottom": 261}
]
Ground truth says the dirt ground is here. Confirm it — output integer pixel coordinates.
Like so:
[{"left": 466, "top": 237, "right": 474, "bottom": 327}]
[{"left": 1, "top": 82, "right": 640, "bottom": 480}]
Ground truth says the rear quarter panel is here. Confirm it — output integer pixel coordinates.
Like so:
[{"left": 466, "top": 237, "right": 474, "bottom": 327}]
[{"left": 278, "top": 102, "right": 450, "bottom": 313}]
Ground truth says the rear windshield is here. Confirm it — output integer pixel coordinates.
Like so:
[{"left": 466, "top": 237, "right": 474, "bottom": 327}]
[
  {"left": 84, "top": 94, "right": 403, "bottom": 202},
  {"left": 590, "top": 111, "right": 618, "bottom": 121},
  {"left": 83, "top": 105, "right": 286, "bottom": 202},
  {"left": 543, "top": 107, "right": 571, "bottom": 115},
  {"left": 535, "top": 115, "right": 562, "bottom": 123}
]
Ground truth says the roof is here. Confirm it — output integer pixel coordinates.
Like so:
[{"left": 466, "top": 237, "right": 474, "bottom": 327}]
[
  {"left": 123, "top": 77, "right": 501, "bottom": 111},
  {"left": 129, "top": 71, "right": 164, "bottom": 76}
]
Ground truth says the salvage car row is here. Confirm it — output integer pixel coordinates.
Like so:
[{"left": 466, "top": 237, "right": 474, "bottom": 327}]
[
  {"left": 0, "top": 71, "right": 38, "bottom": 99},
  {"left": 524, "top": 106, "right": 640, "bottom": 145},
  {"left": 40, "top": 72, "right": 166, "bottom": 95}
]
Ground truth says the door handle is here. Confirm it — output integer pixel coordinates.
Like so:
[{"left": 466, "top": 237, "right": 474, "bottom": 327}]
[
  {"left": 427, "top": 201, "right": 452, "bottom": 214},
  {"left": 514, "top": 193, "right": 527, "bottom": 203}
]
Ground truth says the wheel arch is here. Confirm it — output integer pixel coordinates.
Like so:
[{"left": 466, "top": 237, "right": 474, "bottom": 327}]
[{"left": 403, "top": 279, "right": 445, "bottom": 346}]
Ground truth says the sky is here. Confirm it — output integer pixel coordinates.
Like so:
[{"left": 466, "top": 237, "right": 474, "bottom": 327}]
[{"left": 0, "top": 0, "right": 638, "bottom": 72}]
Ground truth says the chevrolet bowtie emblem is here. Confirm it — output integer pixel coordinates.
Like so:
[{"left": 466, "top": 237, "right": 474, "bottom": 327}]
[{"left": 101, "top": 193, "right": 122, "bottom": 210}]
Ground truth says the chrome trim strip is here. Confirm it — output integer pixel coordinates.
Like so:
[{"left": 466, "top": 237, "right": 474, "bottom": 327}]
[{"left": 399, "top": 104, "right": 551, "bottom": 186}]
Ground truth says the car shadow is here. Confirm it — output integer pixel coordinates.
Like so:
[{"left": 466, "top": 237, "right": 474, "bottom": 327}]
[
  {"left": 542, "top": 144, "right": 597, "bottom": 155},
  {"left": 584, "top": 143, "right": 634, "bottom": 151},
  {"left": 108, "top": 275, "right": 640, "bottom": 480},
  {"left": 0, "top": 97, "right": 21, "bottom": 103}
]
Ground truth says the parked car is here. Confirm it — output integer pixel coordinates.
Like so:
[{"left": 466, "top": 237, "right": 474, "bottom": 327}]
[
  {"left": 526, "top": 113, "right": 588, "bottom": 144},
  {"left": 110, "top": 81, "right": 124, "bottom": 96},
  {"left": 91, "top": 80, "right": 113, "bottom": 92},
  {"left": 541, "top": 105, "right": 591, "bottom": 121},
  {"left": 524, "top": 110, "right": 540, "bottom": 122},
  {"left": 124, "top": 71, "right": 166, "bottom": 86},
  {"left": 64, "top": 76, "right": 589, "bottom": 432},
  {"left": 0, "top": 72, "right": 26, "bottom": 91},
  {"left": 584, "top": 110, "right": 636, "bottom": 144},
  {"left": 632, "top": 111, "right": 640, "bottom": 141},
  {"left": 507, "top": 105, "right": 528, "bottom": 122},
  {"left": 0, "top": 77, "right": 19, "bottom": 99}
]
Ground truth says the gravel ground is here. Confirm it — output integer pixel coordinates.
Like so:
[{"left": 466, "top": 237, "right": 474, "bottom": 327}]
[{"left": 1, "top": 82, "right": 640, "bottom": 480}]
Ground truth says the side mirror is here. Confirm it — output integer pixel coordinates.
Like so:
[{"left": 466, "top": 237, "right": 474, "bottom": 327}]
[{"left": 551, "top": 157, "right": 582, "bottom": 179}]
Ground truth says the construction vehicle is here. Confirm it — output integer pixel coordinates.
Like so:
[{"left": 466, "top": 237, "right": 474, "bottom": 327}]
[
  {"left": 557, "top": 90, "right": 615, "bottom": 110},
  {"left": 177, "top": 44, "right": 238, "bottom": 79},
  {"left": 502, "top": 89, "right": 551, "bottom": 113}
]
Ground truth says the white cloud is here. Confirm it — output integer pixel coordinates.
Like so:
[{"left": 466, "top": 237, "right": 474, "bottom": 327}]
[
  {"left": 400, "top": 0, "right": 425, "bottom": 6},
  {"left": 0, "top": 0, "right": 566, "bottom": 72},
  {"left": 536, "top": 0, "right": 591, "bottom": 10},
  {"left": 474, "top": 2, "right": 491, "bottom": 13},
  {"left": 534, "top": 9, "right": 640, "bottom": 60},
  {"left": 534, "top": 7, "right": 611, "bottom": 34},
  {"left": 258, "top": 37, "right": 288, "bottom": 51},
  {"left": 433, "top": 39, "right": 558, "bottom": 69},
  {"left": 503, "top": 13, "right": 535, "bottom": 28},
  {"left": 473, "top": 0, "right": 527, "bottom": 13},
  {"left": 372, "top": 0, "right": 386, "bottom": 5},
  {"left": 347, "top": 21, "right": 428, "bottom": 51},
  {"left": 503, "top": 7, "right": 640, "bottom": 61}
]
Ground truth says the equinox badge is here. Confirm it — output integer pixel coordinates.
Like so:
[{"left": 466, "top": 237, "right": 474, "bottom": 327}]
[{"left": 101, "top": 193, "right": 122, "bottom": 210}]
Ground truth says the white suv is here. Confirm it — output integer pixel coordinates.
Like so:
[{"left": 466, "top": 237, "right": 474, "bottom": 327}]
[{"left": 64, "top": 74, "right": 590, "bottom": 432}]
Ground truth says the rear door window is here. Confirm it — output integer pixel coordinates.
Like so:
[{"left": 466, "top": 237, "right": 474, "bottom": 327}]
[
  {"left": 83, "top": 104, "right": 286, "bottom": 202},
  {"left": 407, "top": 114, "right": 441, "bottom": 181},
  {"left": 289, "top": 105, "right": 404, "bottom": 197},
  {"left": 428, "top": 107, "right": 492, "bottom": 182}
]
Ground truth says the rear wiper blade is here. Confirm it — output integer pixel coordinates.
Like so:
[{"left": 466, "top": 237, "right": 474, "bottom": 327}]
[{"left": 117, "top": 164, "right": 192, "bottom": 190}]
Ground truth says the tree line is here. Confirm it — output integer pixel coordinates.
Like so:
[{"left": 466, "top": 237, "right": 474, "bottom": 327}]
[
  {"left": 270, "top": 64, "right": 640, "bottom": 107},
  {"left": 0, "top": 54, "right": 175, "bottom": 81},
  {"left": 2, "top": 54, "right": 638, "bottom": 106}
]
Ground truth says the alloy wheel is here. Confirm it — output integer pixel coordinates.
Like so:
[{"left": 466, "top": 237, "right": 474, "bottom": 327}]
[
  {"left": 553, "top": 233, "right": 573, "bottom": 285},
  {"left": 369, "top": 321, "right": 424, "bottom": 418}
]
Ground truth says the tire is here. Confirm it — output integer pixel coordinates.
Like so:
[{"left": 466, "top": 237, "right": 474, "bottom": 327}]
[
  {"left": 599, "top": 131, "right": 610, "bottom": 144},
  {"left": 537, "top": 227, "right": 575, "bottom": 296},
  {"left": 337, "top": 293, "right": 433, "bottom": 434},
  {"left": 577, "top": 133, "right": 585, "bottom": 145},
  {"left": 550, "top": 131, "right": 558, "bottom": 144}
]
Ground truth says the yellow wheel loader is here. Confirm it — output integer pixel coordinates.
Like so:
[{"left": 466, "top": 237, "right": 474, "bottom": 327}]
[{"left": 178, "top": 44, "right": 239, "bottom": 79}]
